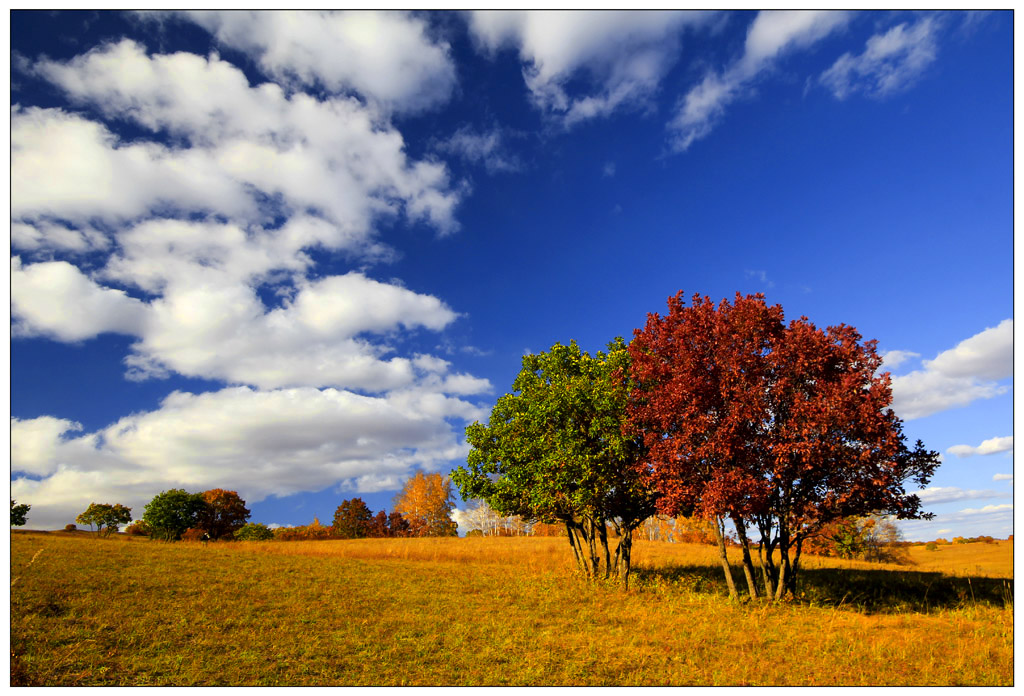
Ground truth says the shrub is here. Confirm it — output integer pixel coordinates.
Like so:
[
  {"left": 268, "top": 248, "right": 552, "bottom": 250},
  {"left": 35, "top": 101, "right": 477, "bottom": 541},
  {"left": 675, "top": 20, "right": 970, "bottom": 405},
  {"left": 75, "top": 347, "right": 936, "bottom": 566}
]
[
  {"left": 234, "top": 522, "right": 274, "bottom": 541},
  {"left": 64, "top": 524, "right": 77, "bottom": 532},
  {"left": 181, "top": 527, "right": 209, "bottom": 542},
  {"left": 125, "top": 520, "right": 151, "bottom": 536},
  {"left": 925, "top": 542, "right": 938, "bottom": 551}
]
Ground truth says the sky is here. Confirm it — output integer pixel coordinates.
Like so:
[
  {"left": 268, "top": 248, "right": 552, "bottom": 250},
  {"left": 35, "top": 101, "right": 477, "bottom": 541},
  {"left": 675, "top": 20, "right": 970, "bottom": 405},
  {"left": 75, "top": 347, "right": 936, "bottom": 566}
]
[{"left": 8, "top": 10, "right": 1013, "bottom": 541}]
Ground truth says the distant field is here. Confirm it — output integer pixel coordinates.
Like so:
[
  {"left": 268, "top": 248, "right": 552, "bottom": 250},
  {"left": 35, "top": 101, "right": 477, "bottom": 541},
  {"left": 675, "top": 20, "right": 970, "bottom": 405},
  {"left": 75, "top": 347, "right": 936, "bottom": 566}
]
[{"left": 10, "top": 532, "right": 1012, "bottom": 686}]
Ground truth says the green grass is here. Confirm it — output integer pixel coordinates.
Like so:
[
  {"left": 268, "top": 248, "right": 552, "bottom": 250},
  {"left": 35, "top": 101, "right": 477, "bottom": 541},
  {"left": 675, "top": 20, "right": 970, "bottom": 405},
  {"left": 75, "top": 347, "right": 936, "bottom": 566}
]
[{"left": 10, "top": 533, "right": 1013, "bottom": 686}]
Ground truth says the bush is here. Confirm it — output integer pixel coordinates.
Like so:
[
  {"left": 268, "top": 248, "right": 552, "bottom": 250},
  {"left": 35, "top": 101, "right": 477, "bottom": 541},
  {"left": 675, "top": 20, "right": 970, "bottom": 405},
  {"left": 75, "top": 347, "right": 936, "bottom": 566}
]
[
  {"left": 925, "top": 542, "right": 938, "bottom": 551},
  {"left": 64, "top": 524, "right": 77, "bottom": 532},
  {"left": 234, "top": 522, "right": 274, "bottom": 541},
  {"left": 125, "top": 520, "right": 151, "bottom": 536},
  {"left": 181, "top": 527, "right": 209, "bottom": 542}
]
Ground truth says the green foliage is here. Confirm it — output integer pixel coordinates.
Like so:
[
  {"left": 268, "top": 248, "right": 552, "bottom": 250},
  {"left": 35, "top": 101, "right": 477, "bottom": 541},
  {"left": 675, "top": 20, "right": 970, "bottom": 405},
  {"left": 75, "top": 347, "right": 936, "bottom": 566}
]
[
  {"left": 143, "top": 489, "right": 207, "bottom": 541},
  {"left": 11, "top": 499, "right": 31, "bottom": 527},
  {"left": 925, "top": 542, "right": 938, "bottom": 551},
  {"left": 453, "top": 339, "right": 656, "bottom": 583},
  {"left": 75, "top": 503, "right": 132, "bottom": 536},
  {"left": 234, "top": 523, "right": 274, "bottom": 541}
]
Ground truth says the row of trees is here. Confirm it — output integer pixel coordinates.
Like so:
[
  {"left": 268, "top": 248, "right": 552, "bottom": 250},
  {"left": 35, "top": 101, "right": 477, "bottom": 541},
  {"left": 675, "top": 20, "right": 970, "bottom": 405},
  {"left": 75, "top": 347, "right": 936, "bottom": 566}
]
[
  {"left": 454, "top": 292, "right": 940, "bottom": 596},
  {"left": 61, "top": 470, "right": 459, "bottom": 543}
]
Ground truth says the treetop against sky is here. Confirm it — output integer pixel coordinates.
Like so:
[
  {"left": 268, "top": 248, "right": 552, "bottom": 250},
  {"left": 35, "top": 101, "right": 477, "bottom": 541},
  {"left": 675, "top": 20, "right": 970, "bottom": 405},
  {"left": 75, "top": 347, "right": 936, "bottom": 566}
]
[{"left": 9, "top": 10, "right": 1012, "bottom": 539}]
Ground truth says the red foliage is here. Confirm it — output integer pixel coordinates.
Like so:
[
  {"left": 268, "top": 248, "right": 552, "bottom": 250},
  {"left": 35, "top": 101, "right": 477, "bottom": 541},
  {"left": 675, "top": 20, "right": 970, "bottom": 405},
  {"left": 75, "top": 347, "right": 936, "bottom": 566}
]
[
  {"left": 181, "top": 527, "right": 209, "bottom": 542},
  {"left": 627, "top": 291, "right": 939, "bottom": 595}
]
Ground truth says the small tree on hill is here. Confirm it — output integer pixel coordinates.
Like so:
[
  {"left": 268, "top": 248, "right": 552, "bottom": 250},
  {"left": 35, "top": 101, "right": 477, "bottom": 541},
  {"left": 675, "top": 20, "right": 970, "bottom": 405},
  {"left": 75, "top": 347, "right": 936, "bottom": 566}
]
[
  {"left": 10, "top": 499, "right": 30, "bottom": 527},
  {"left": 144, "top": 489, "right": 207, "bottom": 541},
  {"left": 76, "top": 503, "right": 132, "bottom": 536},
  {"left": 198, "top": 489, "right": 251, "bottom": 540},
  {"left": 394, "top": 471, "right": 458, "bottom": 537},
  {"left": 333, "top": 498, "right": 373, "bottom": 539}
]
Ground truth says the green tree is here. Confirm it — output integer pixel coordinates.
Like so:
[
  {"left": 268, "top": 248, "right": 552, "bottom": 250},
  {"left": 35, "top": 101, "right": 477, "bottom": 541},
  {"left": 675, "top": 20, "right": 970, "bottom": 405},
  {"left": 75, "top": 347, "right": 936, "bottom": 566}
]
[
  {"left": 75, "top": 503, "right": 132, "bottom": 536},
  {"left": 453, "top": 339, "right": 656, "bottom": 587},
  {"left": 234, "top": 522, "right": 274, "bottom": 541},
  {"left": 10, "top": 499, "right": 30, "bottom": 527},
  {"left": 143, "top": 489, "right": 207, "bottom": 541},
  {"left": 332, "top": 498, "right": 373, "bottom": 539}
]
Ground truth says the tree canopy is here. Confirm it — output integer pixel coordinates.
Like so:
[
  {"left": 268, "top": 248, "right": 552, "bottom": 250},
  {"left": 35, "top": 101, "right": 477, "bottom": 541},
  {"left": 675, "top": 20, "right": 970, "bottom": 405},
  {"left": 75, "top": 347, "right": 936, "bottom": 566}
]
[
  {"left": 75, "top": 503, "right": 133, "bottom": 536},
  {"left": 11, "top": 499, "right": 30, "bottom": 527},
  {"left": 453, "top": 339, "right": 656, "bottom": 586},
  {"left": 198, "top": 489, "right": 251, "bottom": 540},
  {"left": 627, "top": 292, "right": 939, "bottom": 597},
  {"left": 332, "top": 498, "right": 374, "bottom": 539},
  {"left": 143, "top": 489, "right": 208, "bottom": 541},
  {"left": 394, "top": 471, "right": 458, "bottom": 537}
]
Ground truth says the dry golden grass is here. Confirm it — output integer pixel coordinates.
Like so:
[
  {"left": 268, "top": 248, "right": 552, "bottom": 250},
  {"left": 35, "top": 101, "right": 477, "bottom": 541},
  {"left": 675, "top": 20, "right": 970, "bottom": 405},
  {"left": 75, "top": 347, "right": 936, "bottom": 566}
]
[{"left": 10, "top": 532, "right": 1012, "bottom": 686}]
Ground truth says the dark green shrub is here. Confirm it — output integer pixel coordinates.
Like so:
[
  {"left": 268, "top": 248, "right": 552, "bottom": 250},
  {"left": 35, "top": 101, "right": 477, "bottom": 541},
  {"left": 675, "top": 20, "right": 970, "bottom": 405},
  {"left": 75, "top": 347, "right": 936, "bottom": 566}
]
[{"left": 234, "top": 522, "right": 274, "bottom": 541}]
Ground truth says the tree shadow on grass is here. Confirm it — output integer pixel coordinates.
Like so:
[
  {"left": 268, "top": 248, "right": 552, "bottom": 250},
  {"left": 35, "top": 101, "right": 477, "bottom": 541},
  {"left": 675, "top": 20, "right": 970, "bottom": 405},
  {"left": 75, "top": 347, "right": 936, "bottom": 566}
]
[{"left": 631, "top": 563, "right": 1014, "bottom": 614}]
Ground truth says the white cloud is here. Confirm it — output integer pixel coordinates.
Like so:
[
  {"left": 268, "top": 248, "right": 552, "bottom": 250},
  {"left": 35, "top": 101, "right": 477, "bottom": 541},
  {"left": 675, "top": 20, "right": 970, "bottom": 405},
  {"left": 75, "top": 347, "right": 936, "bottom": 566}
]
[
  {"left": 889, "top": 319, "right": 1012, "bottom": 420},
  {"left": 11, "top": 385, "right": 486, "bottom": 530},
  {"left": 947, "top": 436, "right": 1013, "bottom": 458},
  {"left": 923, "top": 319, "right": 1012, "bottom": 381},
  {"left": 468, "top": 10, "right": 714, "bottom": 126},
  {"left": 820, "top": 16, "right": 939, "bottom": 100},
  {"left": 602, "top": 161, "right": 616, "bottom": 178},
  {"left": 435, "top": 126, "right": 523, "bottom": 174},
  {"left": 25, "top": 40, "right": 460, "bottom": 234},
  {"left": 880, "top": 349, "right": 920, "bottom": 371},
  {"left": 916, "top": 486, "right": 1008, "bottom": 505},
  {"left": 668, "top": 10, "right": 850, "bottom": 152},
  {"left": 11, "top": 256, "right": 148, "bottom": 341},
  {"left": 898, "top": 503, "right": 1013, "bottom": 541},
  {"left": 169, "top": 10, "right": 457, "bottom": 114},
  {"left": 993, "top": 473, "right": 1013, "bottom": 483}
]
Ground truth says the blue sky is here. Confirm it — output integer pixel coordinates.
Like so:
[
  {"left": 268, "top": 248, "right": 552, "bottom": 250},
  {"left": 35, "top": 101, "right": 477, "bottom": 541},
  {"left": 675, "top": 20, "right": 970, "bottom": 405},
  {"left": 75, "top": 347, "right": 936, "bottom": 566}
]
[{"left": 9, "top": 10, "right": 1013, "bottom": 540}]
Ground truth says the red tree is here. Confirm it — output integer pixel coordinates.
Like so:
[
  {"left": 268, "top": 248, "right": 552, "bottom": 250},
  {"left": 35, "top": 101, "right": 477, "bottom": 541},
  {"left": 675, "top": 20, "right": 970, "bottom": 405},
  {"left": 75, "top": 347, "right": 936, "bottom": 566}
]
[{"left": 628, "top": 292, "right": 939, "bottom": 598}]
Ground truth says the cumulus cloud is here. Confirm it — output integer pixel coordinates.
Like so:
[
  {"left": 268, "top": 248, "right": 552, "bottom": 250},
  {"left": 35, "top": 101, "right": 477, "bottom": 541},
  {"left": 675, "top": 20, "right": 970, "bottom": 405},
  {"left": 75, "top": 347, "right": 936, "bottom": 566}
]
[
  {"left": 947, "top": 436, "right": 1013, "bottom": 458},
  {"left": 468, "top": 10, "right": 714, "bottom": 126},
  {"left": 10, "top": 17, "right": 494, "bottom": 526},
  {"left": 11, "top": 386, "right": 486, "bottom": 530},
  {"left": 167, "top": 10, "right": 457, "bottom": 114},
  {"left": 11, "top": 256, "right": 148, "bottom": 341},
  {"left": 668, "top": 10, "right": 850, "bottom": 152},
  {"left": 24, "top": 39, "right": 460, "bottom": 234},
  {"left": 993, "top": 473, "right": 1013, "bottom": 483},
  {"left": 889, "top": 319, "right": 1012, "bottom": 420},
  {"left": 820, "top": 16, "right": 939, "bottom": 99},
  {"left": 880, "top": 349, "right": 920, "bottom": 371}
]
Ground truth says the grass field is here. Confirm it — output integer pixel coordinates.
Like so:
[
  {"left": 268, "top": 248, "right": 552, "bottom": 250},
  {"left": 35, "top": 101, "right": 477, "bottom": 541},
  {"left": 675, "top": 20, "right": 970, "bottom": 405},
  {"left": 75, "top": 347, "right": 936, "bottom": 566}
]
[{"left": 10, "top": 532, "right": 1013, "bottom": 686}]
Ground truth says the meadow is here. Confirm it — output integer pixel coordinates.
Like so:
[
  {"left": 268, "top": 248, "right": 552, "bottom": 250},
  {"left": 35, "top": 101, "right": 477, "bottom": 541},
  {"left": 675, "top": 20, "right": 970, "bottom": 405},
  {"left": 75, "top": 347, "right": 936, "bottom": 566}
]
[{"left": 10, "top": 531, "right": 1013, "bottom": 686}]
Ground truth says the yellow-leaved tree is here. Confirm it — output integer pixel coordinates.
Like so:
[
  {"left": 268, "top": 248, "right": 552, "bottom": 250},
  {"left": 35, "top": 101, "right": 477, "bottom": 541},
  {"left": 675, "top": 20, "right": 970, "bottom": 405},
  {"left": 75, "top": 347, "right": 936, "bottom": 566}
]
[{"left": 394, "top": 471, "right": 457, "bottom": 537}]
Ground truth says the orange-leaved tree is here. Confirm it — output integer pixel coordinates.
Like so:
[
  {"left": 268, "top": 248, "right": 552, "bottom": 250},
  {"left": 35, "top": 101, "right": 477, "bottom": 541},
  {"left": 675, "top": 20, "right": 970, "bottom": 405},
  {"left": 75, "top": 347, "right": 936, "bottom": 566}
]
[
  {"left": 198, "top": 489, "right": 251, "bottom": 540},
  {"left": 394, "top": 471, "right": 457, "bottom": 537}
]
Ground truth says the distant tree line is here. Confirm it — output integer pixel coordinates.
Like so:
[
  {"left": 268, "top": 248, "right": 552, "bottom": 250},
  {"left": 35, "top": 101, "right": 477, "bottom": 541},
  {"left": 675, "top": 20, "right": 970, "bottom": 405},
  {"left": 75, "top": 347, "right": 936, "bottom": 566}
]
[{"left": 58, "top": 471, "right": 460, "bottom": 543}]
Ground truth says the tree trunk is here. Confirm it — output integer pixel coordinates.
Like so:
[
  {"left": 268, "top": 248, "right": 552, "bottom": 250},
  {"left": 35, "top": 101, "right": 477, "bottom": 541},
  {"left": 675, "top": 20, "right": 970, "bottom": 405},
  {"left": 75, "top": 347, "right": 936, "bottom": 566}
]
[
  {"left": 598, "top": 518, "right": 612, "bottom": 579},
  {"left": 731, "top": 514, "right": 758, "bottom": 599},
  {"left": 618, "top": 529, "right": 634, "bottom": 590},
  {"left": 565, "top": 520, "right": 587, "bottom": 575},
  {"left": 712, "top": 515, "right": 738, "bottom": 599}
]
